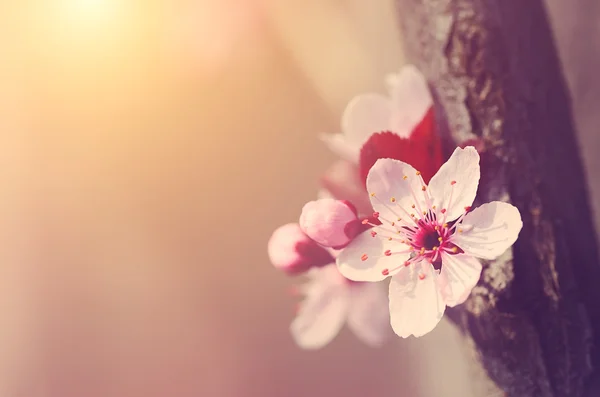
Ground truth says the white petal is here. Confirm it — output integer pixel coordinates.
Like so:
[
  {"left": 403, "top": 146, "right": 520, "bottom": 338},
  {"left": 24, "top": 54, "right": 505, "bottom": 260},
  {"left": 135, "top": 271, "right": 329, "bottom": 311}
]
[
  {"left": 291, "top": 267, "right": 349, "bottom": 350},
  {"left": 347, "top": 282, "right": 391, "bottom": 347},
  {"left": 341, "top": 94, "right": 392, "bottom": 147},
  {"left": 439, "top": 252, "right": 482, "bottom": 307},
  {"left": 428, "top": 146, "right": 480, "bottom": 221},
  {"left": 366, "top": 158, "right": 428, "bottom": 221},
  {"left": 337, "top": 230, "right": 410, "bottom": 282},
  {"left": 388, "top": 261, "right": 446, "bottom": 338},
  {"left": 321, "top": 160, "right": 373, "bottom": 216},
  {"left": 385, "top": 65, "right": 433, "bottom": 138},
  {"left": 452, "top": 201, "right": 523, "bottom": 260},
  {"left": 320, "top": 133, "right": 361, "bottom": 163}
]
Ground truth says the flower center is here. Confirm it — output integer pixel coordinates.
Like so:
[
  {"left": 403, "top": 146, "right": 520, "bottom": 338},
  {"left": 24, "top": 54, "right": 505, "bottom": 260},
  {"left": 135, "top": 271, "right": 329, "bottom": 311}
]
[{"left": 360, "top": 172, "right": 470, "bottom": 280}]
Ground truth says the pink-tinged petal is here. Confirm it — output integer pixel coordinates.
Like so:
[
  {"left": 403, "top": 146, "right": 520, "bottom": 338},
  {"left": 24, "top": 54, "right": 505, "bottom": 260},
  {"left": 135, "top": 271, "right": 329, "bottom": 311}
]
[
  {"left": 385, "top": 65, "right": 433, "bottom": 138},
  {"left": 452, "top": 201, "right": 523, "bottom": 260},
  {"left": 290, "top": 267, "right": 350, "bottom": 349},
  {"left": 341, "top": 94, "right": 392, "bottom": 147},
  {"left": 268, "top": 223, "right": 334, "bottom": 274},
  {"left": 439, "top": 252, "right": 482, "bottom": 307},
  {"left": 299, "top": 199, "right": 360, "bottom": 249},
  {"left": 321, "top": 160, "right": 372, "bottom": 215},
  {"left": 337, "top": 230, "right": 410, "bottom": 282},
  {"left": 366, "top": 158, "right": 428, "bottom": 221},
  {"left": 389, "top": 262, "right": 446, "bottom": 338},
  {"left": 347, "top": 282, "right": 391, "bottom": 347},
  {"left": 320, "top": 133, "right": 361, "bottom": 163},
  {"left": 428, "top": 146, "right": 480, "bottom": 222}
]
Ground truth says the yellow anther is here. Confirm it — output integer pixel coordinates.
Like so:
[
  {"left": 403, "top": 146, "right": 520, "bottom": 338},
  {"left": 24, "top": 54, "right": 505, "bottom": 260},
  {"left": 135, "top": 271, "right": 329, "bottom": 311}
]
[
  {"left": 420, "top": 247, "right": 425, "bottom": 254},
  {"left": 409, "top": 246, "right": 414, "bottom": 251},
  {"left": 432, "top": 247, "right": 438, "bottom": 251},
  {"left": 421, "top": 186, "right": 426, "bottom": 191},
  {"left": 432, "top": 205, "right": 436, "bottom": 210},
  {"left": 411, "top": 204, "right": 416, "bottom": 209},
  {"left": 390, "top": 197, "right": 396, "bottom": 203},
  {"left": 370, "top": 192, "right": 376, "bottom": 197},
  {"left": 397, "top": 217, "right": 402, "bottom": 221},
  {"left": 416, "top": 171, "right": 421, "bottom": 176},
  {"left": 391, "top": 222, "right": 395, "bottom": 226},
  {"left": 388, "top": 237, "right": 392, "bottom": 241},
  {"left": 438, "top": 237, "right": 443, "bottom": 242},
  {"left": 458, "top": 228, "right": 463, "bottom": 233},
  {"left": 422, "top": 211, "right": 427, "bottom": 215},
  {"left": 410, "top": 213, "right": 415, "bottom": 218},
  {"left": 443, "top": 223, "right": 448, "bottom": 228},
  {"left": 434, "top": 226, "right": 439, "bottom": 231},
  {"left": 452, "top": 247, "right": 458, "bottom": 253},
  {"left": 403, "top": 175, "right": 408, "bottom": 180}
]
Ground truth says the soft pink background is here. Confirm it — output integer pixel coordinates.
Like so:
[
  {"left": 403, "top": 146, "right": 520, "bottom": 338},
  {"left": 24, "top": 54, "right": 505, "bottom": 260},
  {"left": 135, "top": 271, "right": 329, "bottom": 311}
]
[{"left": 0, "top": 1, "right": 597, "bottom": 396}]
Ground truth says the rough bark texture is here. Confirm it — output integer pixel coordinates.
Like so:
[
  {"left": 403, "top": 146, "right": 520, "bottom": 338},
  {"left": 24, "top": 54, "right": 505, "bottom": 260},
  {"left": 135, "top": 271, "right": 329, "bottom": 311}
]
[{"left": 395, "top": 1, "right": 600, "bottom": 396}]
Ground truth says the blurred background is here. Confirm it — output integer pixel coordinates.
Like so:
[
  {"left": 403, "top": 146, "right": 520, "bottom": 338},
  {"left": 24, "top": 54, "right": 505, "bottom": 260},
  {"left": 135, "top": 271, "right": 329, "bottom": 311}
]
[{"left": 0, "top": 0, "right": 598, "bottom": 396}]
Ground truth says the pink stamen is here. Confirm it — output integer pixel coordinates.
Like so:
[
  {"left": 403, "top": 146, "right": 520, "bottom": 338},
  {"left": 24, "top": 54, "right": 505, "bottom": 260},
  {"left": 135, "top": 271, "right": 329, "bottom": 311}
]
[{"left": 361, "top": 254, "right": 368, "bottom": 261}]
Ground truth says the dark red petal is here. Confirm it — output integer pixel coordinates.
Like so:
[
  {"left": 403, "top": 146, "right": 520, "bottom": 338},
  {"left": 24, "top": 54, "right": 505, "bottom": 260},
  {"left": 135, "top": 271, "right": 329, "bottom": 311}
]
[
  {"left": 358, "top": 107, "right": 442, "bottom": 185},
  {"left": 294, "top": 240, "right": 335, "bottom": 271}
]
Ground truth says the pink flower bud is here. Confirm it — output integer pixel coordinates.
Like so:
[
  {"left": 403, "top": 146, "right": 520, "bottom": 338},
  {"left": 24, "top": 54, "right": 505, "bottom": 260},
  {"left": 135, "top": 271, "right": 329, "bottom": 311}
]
[
  {"left": 299, "top": 199, "right": 360, "bottom": 249},
  {"left": 268, "top": 223, "right": 334, "bottom": 274}
]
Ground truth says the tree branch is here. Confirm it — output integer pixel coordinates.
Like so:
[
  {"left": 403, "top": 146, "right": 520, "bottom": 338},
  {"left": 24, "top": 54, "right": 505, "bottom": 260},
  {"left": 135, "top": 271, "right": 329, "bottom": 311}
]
[{"left": 395, "top": 1, "right": 600, "bottom": 396}]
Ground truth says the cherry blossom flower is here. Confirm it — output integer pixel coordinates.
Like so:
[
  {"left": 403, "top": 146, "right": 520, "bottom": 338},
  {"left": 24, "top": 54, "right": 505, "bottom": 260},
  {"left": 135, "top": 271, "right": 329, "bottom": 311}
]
[
  {"left": 321, "top": 64, "right": 434, "bottom": 163},
  {"left": 336, "top": 146, "right": 523, "bottom": 338},
  {"left": 268, "top": 223, "right": 334, "bottom": 274},
  {"left": 319, "top": 65, "right": 443, "bottom": 211},
  {"left": 291, "top": 264, "right": 390, "bottom": 349}
]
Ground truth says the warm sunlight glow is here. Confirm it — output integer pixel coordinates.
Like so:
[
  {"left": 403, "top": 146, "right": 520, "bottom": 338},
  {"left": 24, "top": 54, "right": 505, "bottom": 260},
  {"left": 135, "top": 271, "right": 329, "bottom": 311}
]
[{"left": 60, "top": 0, "right": 122, "bottom": 30}]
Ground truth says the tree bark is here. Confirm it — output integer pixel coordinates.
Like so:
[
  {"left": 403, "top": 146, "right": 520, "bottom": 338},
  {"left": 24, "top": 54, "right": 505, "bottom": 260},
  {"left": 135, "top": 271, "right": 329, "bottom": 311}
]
[{"left": 395, "top": 1, "right": 600, "bottom": 396}]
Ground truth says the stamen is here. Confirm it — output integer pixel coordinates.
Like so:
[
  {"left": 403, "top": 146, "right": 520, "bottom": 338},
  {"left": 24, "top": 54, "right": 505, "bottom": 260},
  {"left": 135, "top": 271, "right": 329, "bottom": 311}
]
[
  {"left": 451, "top": 180, "right": 456, "bottom": 185},
  {"left": 370, "top": 231, "right": 377, "bottom": 237},
  {"left": 373, "top": 212, "right": 380, "bottom": 218},
  {"left": 361, "top": 254, "right": 368, "bottom": 261},
  {"left": 441, "top": 209, "right": 446, "bottom": 214},
  {"left": 403, "top": 175, "right": 408, "bottom": 180},
  {"left": 384, "top": 250, "right": 392, "bottom": 256},
  {"left": 421, "top": 186, "right": 426, "bottom": 191},
  {"left": 411, "top": 204, "right": 415, "bottom": 209},
  {"left": 464, "top": 206, "right": 471, "bottom": 212},
  {"left": 438, "top": 237, "right": 443, "bottom": 242},
  {"left": 362, "top": 219, "right": 369, "bottom": 225},
  {"left": 390, "top": 197, "right": 396, "bottom": 203},
  {"left": 370, "top": 192, "right": 376, "bottom": 197},
  {"left": 382, "top": 269, "right": 390, "bottom": 276},
  {"left": 416, "top": 171, "right": 421, "bottom": 176},
  {"left": 418, "top": 273, "right": 426, "bottom": 280}
]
